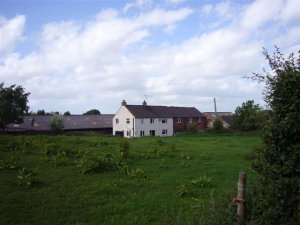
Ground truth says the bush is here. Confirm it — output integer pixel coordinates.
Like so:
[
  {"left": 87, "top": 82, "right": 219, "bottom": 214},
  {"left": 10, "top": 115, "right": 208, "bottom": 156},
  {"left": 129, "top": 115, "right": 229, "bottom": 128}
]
[
  {"left": 213, "top": 118, "right": 223, "bottom": 131},
  {"left": 187, "top": 123, "right": 197, "bottom": 133},
  {"left": 249, "top": 47, "right": 300, "bottom": 224},
  {"left": 50, "top": 114, "right": 64, "bottom": 133},
  {"left": 78, "top": 153, "right": 117, "bottom": 174}
]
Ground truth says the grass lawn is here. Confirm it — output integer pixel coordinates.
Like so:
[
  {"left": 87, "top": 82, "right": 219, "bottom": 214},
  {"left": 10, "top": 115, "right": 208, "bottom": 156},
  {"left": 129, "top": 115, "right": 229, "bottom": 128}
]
[{"left": 0, "top": 132, "right": 260, "bottom": 225}]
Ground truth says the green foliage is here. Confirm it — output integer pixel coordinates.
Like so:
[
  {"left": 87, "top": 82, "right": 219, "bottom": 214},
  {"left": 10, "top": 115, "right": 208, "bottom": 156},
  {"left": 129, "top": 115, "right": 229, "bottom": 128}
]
[
  {"left": 213, "top": 117, "right": 223, "bottom": 131},
  {"left": 165, "top": 192, "right": 237, "bottom": 225},
  {"left": 159, "top": 159, "right": 168, "bottom": 169},
  {"left": 0, "top": 158, "right": 18, "bottom": 170},
  {"left": 249, "top": 47, "right": 300, "bottom": 224},
  {"left": 125, "top": 167, "right": 148, "bottom": 180},
  {"left": 190, "top": 175, "right": 212, "bottom": 188},
  {"left": 37, "top": 109, "right": 45, "bottom": 115},
  {"left": 119, "top": 139, "right": 130, "bottom": 159},
  {"left": 187, "top": 122, "right": 197, "bottom": 133},
  {"left": 78, "top": 153, "right": 117, "bottom": 174},
  {"left": 176, "top": 183, "right": 192, "bottom": 197},
  {"left": 0, "top": 133, "right": 260, "bottom": 225},
  {"left": 0, "top": 83, "right": 30, "bottom": 128},
  {"left": 17, "top": 167, "right": 39, "bottom": 187},
  {"left": 232, "top": 100, "right": 264, "bottom": 131},
  {"left": 49, "top": 114, "right": 64, "bottom": 133},
  {"left": 83, "top": 109, "right": 101, "bottom": 115},
  {"left": 63, "top": 111, "right": 71, "bottom": 116}
]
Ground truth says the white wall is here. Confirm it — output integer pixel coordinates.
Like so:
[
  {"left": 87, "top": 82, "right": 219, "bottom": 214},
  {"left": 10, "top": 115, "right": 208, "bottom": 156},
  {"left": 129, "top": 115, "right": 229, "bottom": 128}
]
[
  {"left": 113, "top": 106, "right": 174, "bottom": 138},
  {"left": 113, "top": 106, "right": 135, "bottom": 138},
  {"left": 135, "top": 118, "right": 173, "bottom": 137}
]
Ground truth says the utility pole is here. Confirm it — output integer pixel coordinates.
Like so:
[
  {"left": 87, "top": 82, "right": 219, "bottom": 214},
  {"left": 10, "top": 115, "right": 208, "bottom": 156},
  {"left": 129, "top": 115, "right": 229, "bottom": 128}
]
[{"left": 214, "top": 97, "right": 218, "bottom": 117}]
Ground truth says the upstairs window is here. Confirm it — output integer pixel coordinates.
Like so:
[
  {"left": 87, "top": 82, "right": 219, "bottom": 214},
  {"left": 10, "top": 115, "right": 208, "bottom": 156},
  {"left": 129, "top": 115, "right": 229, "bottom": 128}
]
[
  {"left": 161, "top": 118, "right": 167, "bottom": 123},
  {"left": 150, "top": 118, "right": 154, "bottom": 124},
  {"left": 176, "top": 118, "right": 181, "bottom": 123},
  {"left": 198, "top": 117, "right": 202, "bottom": 123},
  {"left": 189, "top": 118, "right": 193, "bottom": 123},
  {"left": 126, "top": 118, "right": 130, "bottom": 124},
  {"left": 141, "top": 118, "right": 144, "bottom": 124},
  {"left": 116, "top": 118, "right": 119, "bottom": 124}
]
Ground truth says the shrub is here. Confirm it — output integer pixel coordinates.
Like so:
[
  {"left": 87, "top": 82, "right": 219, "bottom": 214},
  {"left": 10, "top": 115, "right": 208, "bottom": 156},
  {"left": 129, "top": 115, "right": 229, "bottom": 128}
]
[
  {"left": 249, "top": 47, "right": 300, "bottom": 224},
  {"left": 213, "top": 118, "right": 223, "bottom": 131},
  {"left": 78, "top": 153, "right": 117, "bottom": 174},
  {"left": 50, "top": 114, "right": 64, "bottom": 133},
  {"left": 187, "top": 122, "right": 197, "bottom": 133}
]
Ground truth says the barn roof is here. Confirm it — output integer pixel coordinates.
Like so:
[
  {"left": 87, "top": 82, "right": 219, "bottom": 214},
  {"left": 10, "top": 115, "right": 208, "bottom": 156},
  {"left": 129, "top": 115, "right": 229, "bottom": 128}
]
[
  {"left": 6, "top": 114, "right": 113, "bottom": 131},
  {"left": 125, "top": 105, "right": 204, "bottom": 118}
]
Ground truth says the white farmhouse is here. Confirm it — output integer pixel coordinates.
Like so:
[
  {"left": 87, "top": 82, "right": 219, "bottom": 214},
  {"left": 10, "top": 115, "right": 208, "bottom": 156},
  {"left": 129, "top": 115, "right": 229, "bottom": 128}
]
[{"left": 113, "top": 100, "right": 207, "bottom": 137}]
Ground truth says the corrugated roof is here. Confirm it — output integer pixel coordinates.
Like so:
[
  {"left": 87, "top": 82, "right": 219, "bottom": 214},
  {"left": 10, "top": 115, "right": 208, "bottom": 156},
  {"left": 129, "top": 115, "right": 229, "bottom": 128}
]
[
  {"left": 6, "top": 114, "right": 113, "bottom": 131},
  {"left": 125, "top": 105, "right": 204, "bottom": 118}
]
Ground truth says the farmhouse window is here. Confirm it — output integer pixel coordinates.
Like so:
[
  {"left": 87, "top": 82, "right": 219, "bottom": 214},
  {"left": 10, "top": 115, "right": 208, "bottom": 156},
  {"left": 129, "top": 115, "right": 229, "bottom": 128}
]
[
  {"left": 162, "top": 129, "right": 167, "bottom": 135},
  {"left": 126, "top": 118, "right": 130, "bottom": 124},
  {"left": 189, "top": 118, "right": 193, "bottom": 123},
  {"left": 150, "top": 118, "right": 154, "bottom": 124},
  {"left": 176, "top": 118, "right": 181, "bottom": 123},
  {"left": 161, "top": 118, "right": 167, "bottom": 123},
  {"left": 116, "top": 118, "right": 119, "bottom": 124},
  {"left": 141, "top": 118, "right": 144, "bottom": 124},
  {"left": 150, "top": 130, "right": 155, "bottom": 136},
  {"left": 126, "top": 130, "right": 131, "bottom": 136},
  {"left": 140, "top": 131, "right": 145, "bottom": 136},
  {"left": 198, "top": 117, "right": 202, "bottom": 123}
]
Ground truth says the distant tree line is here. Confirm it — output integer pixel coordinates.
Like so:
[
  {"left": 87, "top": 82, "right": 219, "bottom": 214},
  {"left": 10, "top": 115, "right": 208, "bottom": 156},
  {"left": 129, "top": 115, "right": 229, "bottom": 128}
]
[{"left": 31, "top": 109, "right": 101, "bottom": 116}]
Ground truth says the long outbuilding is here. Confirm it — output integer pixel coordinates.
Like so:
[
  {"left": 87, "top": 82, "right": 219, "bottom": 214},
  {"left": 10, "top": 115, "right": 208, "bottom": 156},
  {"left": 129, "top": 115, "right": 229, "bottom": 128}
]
[{"left": 5, "top": 114, "right": 113, "bottom": 134}]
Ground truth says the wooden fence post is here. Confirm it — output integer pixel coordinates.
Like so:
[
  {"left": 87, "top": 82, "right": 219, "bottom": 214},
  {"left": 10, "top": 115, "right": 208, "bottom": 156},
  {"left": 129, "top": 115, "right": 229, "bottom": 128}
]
[{"left": 237, "top": 171, "right": 246, "bottom": 224}]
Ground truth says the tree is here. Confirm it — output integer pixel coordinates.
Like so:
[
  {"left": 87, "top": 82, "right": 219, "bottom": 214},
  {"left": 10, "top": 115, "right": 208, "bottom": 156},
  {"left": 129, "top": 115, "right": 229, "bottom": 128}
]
[
  {"left": 49, "top": 114, "right": 64, "bottom": 133},
  {"left": 250, "top": 47, "right": 300, "bottom": 224},
  {"left": 37, "top": 109, "right": 46, "bottom": 115},
  {"left": 0, "top": 83, "right": 30, "bottom": 128},
  {"left": 213, "top": 117, "right": 223, "bottom": 131},
  {"left": 84, "top": 109, "right": 101, "bottom": 115},
  {"left": 64, "top": 111, "right": 71, "bottom": 116},
  {"left": 232, "top": 100, "right": 264, "bottom": 131}
]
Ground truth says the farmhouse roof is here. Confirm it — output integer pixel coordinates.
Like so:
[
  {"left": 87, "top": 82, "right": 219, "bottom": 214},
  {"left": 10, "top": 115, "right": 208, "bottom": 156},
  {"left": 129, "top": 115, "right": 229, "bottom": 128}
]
[
  {"left": 125, "top": 105, "right": 204, "bottom": 118},
  {"left": 6, "top": 114, "right": 113, "bottom": 131}
]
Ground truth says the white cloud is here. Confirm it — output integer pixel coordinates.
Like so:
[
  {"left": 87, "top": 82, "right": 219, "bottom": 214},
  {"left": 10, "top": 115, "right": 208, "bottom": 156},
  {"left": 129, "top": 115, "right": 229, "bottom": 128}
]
[
  {"left": 123, "top": 0, "right": 153, "bottom": 13},
  {"left": 280, "top": 0, "right": 300, "bottom": 24},
  {"left": 0, "top": 1, "right": 299, "bottom": 114},
  {"left": 240, "top": 0, "right": 283, "bottom": 31},
  {"left": 0, "top": 15, "right": 26, "bottom": 53},
  {"left": 166, "top": 0, "right": 186, "bottom": 4}
]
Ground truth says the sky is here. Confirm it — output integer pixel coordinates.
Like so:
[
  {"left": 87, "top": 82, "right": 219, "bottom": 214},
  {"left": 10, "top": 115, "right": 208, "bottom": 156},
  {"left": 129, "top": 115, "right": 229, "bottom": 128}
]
[{"left": 0, "top": 0, "right": 299, "bottom": 114}]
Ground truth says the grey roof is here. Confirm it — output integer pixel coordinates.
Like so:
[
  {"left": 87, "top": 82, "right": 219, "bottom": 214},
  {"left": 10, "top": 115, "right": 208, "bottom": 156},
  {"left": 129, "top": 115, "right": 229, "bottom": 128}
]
[
  {"left": 125, "top": 105, "right": 204, "bottom": 118},
  {"left": 6, "top": 114, "right": 113, "bottom": 131}
]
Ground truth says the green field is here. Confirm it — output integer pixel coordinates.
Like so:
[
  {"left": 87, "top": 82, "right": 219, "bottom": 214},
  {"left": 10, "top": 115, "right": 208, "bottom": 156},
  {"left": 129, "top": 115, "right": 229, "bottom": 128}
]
[{"left": 0, "top": 133, "right": 260, "bottom": 225}]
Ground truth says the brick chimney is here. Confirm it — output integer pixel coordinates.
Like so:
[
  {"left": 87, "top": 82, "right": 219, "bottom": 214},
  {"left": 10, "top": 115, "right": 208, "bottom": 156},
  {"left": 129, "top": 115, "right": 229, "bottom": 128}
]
[{"left": 121, "top": 100, "right": 127, "bottom": 106}]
